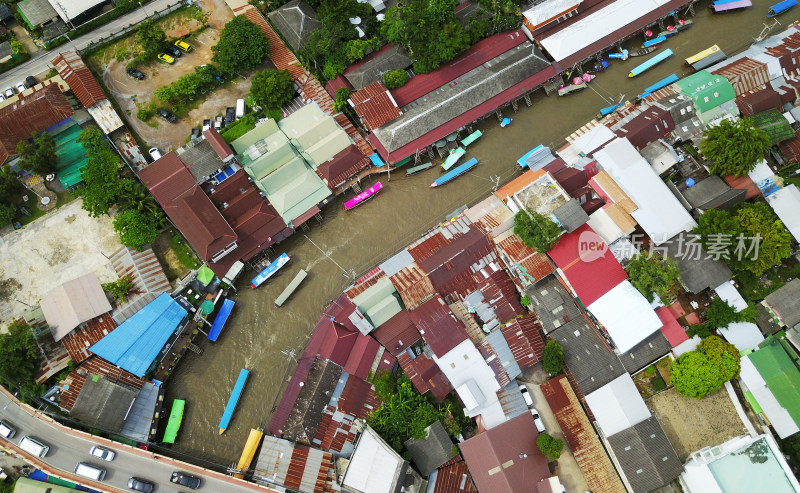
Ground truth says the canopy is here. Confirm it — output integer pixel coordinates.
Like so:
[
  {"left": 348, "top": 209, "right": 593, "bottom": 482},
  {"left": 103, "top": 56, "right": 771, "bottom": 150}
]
[{"left": 197, "top": 266, "right": 215, "bottom": 286}]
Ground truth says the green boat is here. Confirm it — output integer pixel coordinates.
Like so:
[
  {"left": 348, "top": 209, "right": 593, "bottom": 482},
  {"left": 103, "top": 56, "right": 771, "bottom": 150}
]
[
  {"left": 162, "top": 399, "right": 185, "bottom": 444},
  {"left": 461, "top": 130, "right": 482, "bottom": 147},
  {"left": 406, "top": 162, "right": 434, "bottom": 176}
]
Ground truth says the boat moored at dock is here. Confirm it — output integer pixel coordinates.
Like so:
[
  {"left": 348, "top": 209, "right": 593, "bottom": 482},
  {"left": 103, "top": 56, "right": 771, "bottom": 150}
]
[
  {"left": 768, "top": 0, "right": 797, "bottom": 16},
  {"left": 251, "top": 253, "right": 291, "bottom": 288},
  {"left": 219, "top": 369, "right": 249, "bottom": 434},
  {"left": 431, "top": 158, "right": 478, "bottom": 188},
  {"left": 275, "top": 269, "right": 308, "bottom": 307},
  {"left": 629, "top": 49, "right": 673, "bottom": 77},
  {"left": 643, "top": 35, "right": 667, "bottom": 48},
  {"left": 712, "top": 0, "right": 752, "bottom": 13},
  {"left": 442, "top": 147, "right": 466, "bottom": 170},
  {"left": 344, "top": 182, "right": 383, "bottom": 211},
  {"left": 406, "top": 162, "right": 434, "bottom": 176},
  {"left": 685, "top": 45, "right": 722, "bottom": 66},
  {"left": 162, "top": 399, "right": 185, "bottom": 444},
  {"left": 638, "top": 73, "right": 679, "bottom": 99},
  {"left": 460, "top": 130, "right": 483, "bottom": 147},
  {"left": 208, "top": 298, "right": 235, "bottom": 342}
]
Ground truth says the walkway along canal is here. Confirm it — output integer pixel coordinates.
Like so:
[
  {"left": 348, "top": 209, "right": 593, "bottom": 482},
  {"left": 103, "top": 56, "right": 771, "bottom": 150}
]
[{"left": 164, "top": 0, "right": 777, "bottom": 466}]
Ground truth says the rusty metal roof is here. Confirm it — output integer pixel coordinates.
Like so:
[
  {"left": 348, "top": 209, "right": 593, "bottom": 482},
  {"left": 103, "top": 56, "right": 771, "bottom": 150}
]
[
  {"left": 371, "top": 309, "right": 421, "bottom": 356},
  {"left": 58, "top": 356, "right": 144, "bottom": 412},
  {"left": 390, "top": 262, "right": 436, "bottom": 310},
  {"left": 410, "top": 295, "right": 469, "bottom": 358},
  {"left": 51, "top": 51, "right": 107, "bottom": 109},
  {"left": 500, "top": 315, "right": 544, "bottom": 370},
  {"left": 60, "top": 314, "right": 117, "bottom": 364},
  {"left": 433, "top": 457, "right": 479, "bottom": 493},
  {"left": 350, "top": 82, "right": 402, "bottom": 131},
  {"left": 712, "top": 57, "right": 770, "bottom": 96},
  {"left": 109, "top": 246, "right": 171, "bottom": 325}
]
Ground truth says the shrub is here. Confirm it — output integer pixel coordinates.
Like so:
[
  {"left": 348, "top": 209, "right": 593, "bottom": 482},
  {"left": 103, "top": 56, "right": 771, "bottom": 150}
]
[
  {"left": 333, "top": 87, "right": 351, "bottom": 113},
  {"left": 542, "top": 340, "right": 565, "bottom": 375},
  {"left": 536, "top": 432, "right": 564, "bottom": 460},
  {"left": 137, "top": 106, "right": 155, "bottom": 121},
  {"left": 652, "top": 377, "right": 667, "bottom": 392},
  {"left": 383, "top": 69, "right": 409, "bottom": 90}
]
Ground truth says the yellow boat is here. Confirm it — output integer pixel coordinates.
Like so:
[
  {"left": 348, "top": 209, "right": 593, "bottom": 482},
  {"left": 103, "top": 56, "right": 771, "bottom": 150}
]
[{"left": 685, "top": 45, "right": 721, "bottom": 66}]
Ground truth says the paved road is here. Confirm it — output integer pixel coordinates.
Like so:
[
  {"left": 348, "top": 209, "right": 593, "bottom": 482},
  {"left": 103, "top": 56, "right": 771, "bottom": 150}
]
[
  {"left": 0, "top": 389, "right": 274, "bottom": 492},
  {"left": 0, "top": 0, "right": 177, "bottom": 89}
]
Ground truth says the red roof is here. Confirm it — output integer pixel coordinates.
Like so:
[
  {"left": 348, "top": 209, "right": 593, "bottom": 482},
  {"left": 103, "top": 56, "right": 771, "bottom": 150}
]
[
  {"left": 656, "top": 306, "right": 688, "bottom": 347},
  {"left": 433, "top": 457, "right": 479, "bottom": 493},
  {"left": 203, "top": 128, "right": 234, "bottom": 161},
  {"left": 615, "top": 107, "right": 675, "bottom": 150},
  {"left": 318, "top": 320, "right": 359, "bottom": 365},
  {"left": 350, "top": 82, "right": 402, "bottom": 131},
  {"left": 51, "top": 51, "right": 107, "bottom": 109},
  {"left": 338, "top": 376, "right": 381, "bottom": 419},
  {"left": 409, "top": 295, "right": 469, "bottom": 357},
  {"left": 547, "top": 224, "right": 627, "bottom": 306},
  {"left": 391, "top": 29, "right": 528, "bottom": 106},
  {"left": 0, "top": 84, "right": 73, "bottom": 163},
  {"left": 139, "top": 153, "right": 237, "bottom": 264},
  {"left": 479, "top": 270, "right": 525, "bottom": 324},
  {"left": 500, "top": 315, "right": 544, "bottom": 370},
  {"left": 325, "top": 74, "right": 353, "bottom": 99},
  {"left": 343, "top": 334, "right": 380, "bottom": 380},
  {"left": 315, "top": 145, "right": 370, "bottom": 190},
  {"left": 371, "top": 309, "right": 421, "bottom": 356},
  {"left": 60, "top": 314, "right": 116, "bottom": 364},
  {"left": 397, "top": 350, "right": 453, "bottom": 401}
]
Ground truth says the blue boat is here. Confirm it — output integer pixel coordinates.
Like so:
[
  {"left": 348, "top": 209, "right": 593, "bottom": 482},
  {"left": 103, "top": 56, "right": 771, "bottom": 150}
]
[
  {"left": 638, "top": 74, "right": 679, "bottom": 98},
  {"left": 768, "top": 0, "right": 797, "bottom": 16},
  {"left": 250, "top": 253, "right": 291, "bottom": 288},
  {"left": 600, "top": 103, "right": 625, "bottom": 116},
  {"left": 219, "top": 369, "right": 249, "bottom": 434},
  {"left": 431, "top": 158, "right": 478, "bottom": 187},
  {"left": 643, "top": 36, "right": 667, "bottom": 48},
  {"left": 629, "top": 49, "right": 673, "bottom": 77},
  {"left": 208, "top": 298, "right": 235, "bottom": 342}
]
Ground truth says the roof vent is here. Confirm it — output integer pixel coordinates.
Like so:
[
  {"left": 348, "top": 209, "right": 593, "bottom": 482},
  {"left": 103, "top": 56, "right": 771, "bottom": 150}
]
[{"left": 222, "top": 202, "right": 229, "bottom": 209}]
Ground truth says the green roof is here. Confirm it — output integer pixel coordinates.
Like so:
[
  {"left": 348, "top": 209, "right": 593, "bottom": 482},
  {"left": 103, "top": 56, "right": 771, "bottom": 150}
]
[
  {"left": 196, "top": 265, "right": 215, "bottom": 285},
  {"left": 748, "top": 337, "right": 800, "bottom": 428},
  {"left": 674, "top": 70, "right": 735, "bottom": 113},
  {"left": 751, "top": 109, "right": 795, "bottom": 145},
  {"left": 54, "top": 124, "right": 90, "bottom": 188},
  {"left": 15, "top": 477, "right": 79, "bottom": 492}
]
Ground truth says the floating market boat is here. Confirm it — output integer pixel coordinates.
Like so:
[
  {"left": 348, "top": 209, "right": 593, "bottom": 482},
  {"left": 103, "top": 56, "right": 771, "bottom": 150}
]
[
  {"left": 219, "top": 369, "right": 249, "bottom": 434},
  {"left": 431, "top": 158, "right": 478, "bottom": 188},
  {"left": 442, "top": 147, "right": 466, "bottom": 170},
  {"left": 162, "top": 399, "right": 185, "bottom": 444},
  {"left": 712, "top": 0, "right": 752, "bottom": 13},
  {"left": 208, "top": 298, "right": 235, "bottom": 342},
  {"left": 643, "top": 35, "right": 667, "bottom": 48},
  {"left": 344, "top": 182, "right": 382, "bottom": 211},
  {"left": 250, "top": 253, "right": 290, "bottom": 288},
  {"left": 275, "top": 269, "right": 308, "bottom": 307},
  {"left": 609, "top": 49, "right": 629, "bottom": 60},
  {"left": 629, "top": 49, "right": 673, "bottom": 78},
  {"left": 460, "top": 130, "right": 483, "bottom": 147},
  {"left": 638, "top": 74, "right": 679, "bottom": 99},
  {"left": 406, "top": 162, "right": 434, "bottom": 176},
  {"left": 691, "top": 50, "right": 727, "bottom": 71},
  {"left": 685, "top": 45, "right": 722, "bottom": 65},
  {"left": 768, "top": 0, "right": 797, "bottom": 16},
  {"left": 628, "top": 46, "right": 657, "bottom": 57}
]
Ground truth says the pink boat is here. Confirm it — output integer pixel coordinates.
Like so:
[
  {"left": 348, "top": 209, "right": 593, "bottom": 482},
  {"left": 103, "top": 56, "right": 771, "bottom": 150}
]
[{"left": 344, "top": 182, "right": 383, "bottom": 211}]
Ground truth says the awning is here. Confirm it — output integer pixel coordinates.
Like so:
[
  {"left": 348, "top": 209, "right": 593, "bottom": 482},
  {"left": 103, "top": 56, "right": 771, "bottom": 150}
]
[
  {"left": 292, "top": 205, "right": 321, "bottom": 228},
  {"left": 208, "top": 298, "right": 235, "bottom": 342}
]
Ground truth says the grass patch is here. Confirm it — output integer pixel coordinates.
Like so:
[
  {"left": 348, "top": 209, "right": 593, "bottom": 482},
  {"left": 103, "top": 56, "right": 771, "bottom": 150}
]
[
  {"left": 220, "top": 114, "right": 256, "bottom": 143},
  {"left": 645, "top": 365, "right": 657, "bottom": 376},
  {"left": 170, "top": 233, "right": 201, "bottom": 270}
]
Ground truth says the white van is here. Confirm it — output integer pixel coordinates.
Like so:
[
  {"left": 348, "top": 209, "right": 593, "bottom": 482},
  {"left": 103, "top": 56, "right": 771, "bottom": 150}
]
[
  {"left": 74, "top": 462, "right": 106, "bottom": 481},
  {"left": 19, "top": 436, "right": 49, "bottom": 457},
  {"left": 148, "top": 147, "right": 162, "bottom": 161},
  {"left": 0, "top": 420, "right": 16, "bottom": 439},
  {"left": 235, "top": 98, "right": 245, "bottom": 120}
]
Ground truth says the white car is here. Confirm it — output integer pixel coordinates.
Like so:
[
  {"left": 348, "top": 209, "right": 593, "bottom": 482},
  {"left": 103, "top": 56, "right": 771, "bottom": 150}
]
[
  {"left": 531, "top": 408, "right": 545, "bottom": 433},
  {"left": 15, "top": 82, "right": 25, "bottom": 93},
  {"left": 89, "top": 445, "right": 116, "bottom": 461},
  {"left": 148, "top": 147, "right": 162, "bottom": 161},
  {"left": 519, "top": 384, "right": 533, "bottom": 407},
  {"left": 3, "top": 87, "right": 14, "bottom": 98}
]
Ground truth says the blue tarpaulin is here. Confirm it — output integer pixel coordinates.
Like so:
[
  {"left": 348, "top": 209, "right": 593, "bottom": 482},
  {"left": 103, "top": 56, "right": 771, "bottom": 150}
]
[
  {"left": 369, "top": 153, "right": 386, "bottom": 167},
  {"left": 208, "top": 299, "right": 235, "bottom": 342}
]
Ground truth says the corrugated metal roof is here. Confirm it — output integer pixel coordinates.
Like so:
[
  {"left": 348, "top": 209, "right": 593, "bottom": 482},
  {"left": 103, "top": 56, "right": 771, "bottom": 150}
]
[
  {"left": 486, "top": 329, "right": 521, "bottom": 382},
  {"left": 713, "top": 57, "right": 770, "bottom": 96},
  {"left": 60, "top": 314, "right": 116, "bottom": 364},
  {"left": 86, "top": 100, "right": 123, "bottom": 135},
  {"left": 390, "top": 262, "right": 436, "bottom": 310},
  {"left": 57, "top": 356, "right": 144, "bottom": 412},
  {"left": 432, "top": 457, "right": 479, "bottom": 493},
  {"left": 496, "top": 383, "right": 528, "bottom": 420},
  {"left": 379, "top": 248, "right": 414, "bottom": 277},
  {"left": 410, "top": 295, "right": 469, "bottom": 357},
  {"left": 500, "top": 315, "right": 544, "bottom": 370},
  {"left": 40, "top": 272, "right": 113, "bottom": 341},
  {"left": 371, "top": 309, "right": 421, "bottom": 356},
  {"left": 51, "top": 51, "right": 107, "bottom": 109},
  {"left": 350, "top": 82, "right": 402, "bottom": 131},
  {"left": 110, "top": 246, "right": 171, "bottom": 325}
]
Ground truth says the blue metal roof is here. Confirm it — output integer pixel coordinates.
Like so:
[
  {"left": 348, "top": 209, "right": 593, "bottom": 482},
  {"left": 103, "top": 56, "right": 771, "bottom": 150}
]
[
  {"left": 90, "top": 293, "right": 187, "bottom": 378},
  {"left": 487, "top": 329, "right": 521, "bottom": 381},
  {"left": 208, "top": 298, "right": 235, "bottom": 342}
]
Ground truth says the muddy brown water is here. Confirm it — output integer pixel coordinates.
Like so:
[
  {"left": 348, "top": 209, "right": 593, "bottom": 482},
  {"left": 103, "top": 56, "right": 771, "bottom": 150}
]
[{"left": 165, "top": 0, "right": 775, "bottom": 466}]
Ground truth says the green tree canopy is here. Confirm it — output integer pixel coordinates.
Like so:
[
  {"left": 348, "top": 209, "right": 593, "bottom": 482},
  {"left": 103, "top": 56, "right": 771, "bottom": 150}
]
[
  {"left": 113, "top": 209, "right": 160, "bottom": 251},
  {"left": 536, "top": 432, "right": 564, "bottom": 460},
  {"left": 0, "top": 167, "right": 24, "bottom": 203},
  {"left": 513, "top": 210, "right": 562, "bottom": 252},
  {"left": 625, "top": 252, "right": 681, "bottom": 303},
  {"left": 212, "top": 16, "right": 270, "bottom": 75},
  {"left": 103, "top": 275, "right": 134, "bottom": 303},
  {"left": 542, "top": 340, "right": 565, "bottom": 375},
  {"left": 705, "top": 297, "right": 756, "bottom": 330},
  {"left": 250, "top": 69, "right": 294, "bottom": 110},
  {"left": 381, "top": 0, "right": 470, "bottom": 73},
  {"left": 333, "top": 87, "right": 351, "bottom": 113},
  {"left": 671, "top": 335, "right": 740, "bottom": 398},
  {"left": 79, "top": 141, "right": 128, "bottom": 217},
  {"left": 383, "top": 69, "right": 409, "bottom": 89},
  {"left": 137, "top": 18, "right": 166, "bottom": 58},
  {"left": 16, "top": 132, "right": 57, "bottom": 175},
  {"left": 0, "top": 319, "right": 40, "bottom": 389},
  {"left": 699, "top": 118, "right": 771, "bottom": 177}
]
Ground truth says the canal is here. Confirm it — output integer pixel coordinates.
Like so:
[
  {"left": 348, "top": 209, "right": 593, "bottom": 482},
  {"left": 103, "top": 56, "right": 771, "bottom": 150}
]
[{"left": 164, "top": 0, "right": 776, "bottom": 467}]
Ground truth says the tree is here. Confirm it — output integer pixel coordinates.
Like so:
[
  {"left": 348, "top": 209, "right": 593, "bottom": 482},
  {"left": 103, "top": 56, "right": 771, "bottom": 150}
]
[
  {"left": 76, "top": 127, "right": 107, "bottom": 153},
  {"left": 671, "top": 335, "right": 740, "bottom": 398},
  {"left": 0, "top": 167, "right": 24, "bottom": 203},
  {"left": 118, "top": 182, "right": 162, "bottom": 220},
  {"left": 0, "top": 319, "right": 40, "bottom": 390},
  {"left": 103, "top": 275, "right": 134, "bottom": 303},
  {"left": 383, "top": 69, "right": 409, "bottom": 89},
  {"left": 0, "top": 203, "right": 15, "bottom": 225},
  {"left": 700, "top": 118, "right": 771, "bottom": 177},
  {"left": 212, "top": 16, "right": 270, "bottom": 75},
  {"left": 536, "top": 432, "right": 564, "bottom": 460},
  {"left": 381, "top": 0, "right": 470, "bottom": 73},
  {"left": 10, "top": 40, "right": 25, "bottom": 55},
  {"left": 625, "top": 252, "right": 681, "bottom": 303},
  {"left": 137, "top": 19, "right": 166, "bottom": 58},
  {"left": 513, "top": 211, "right": 562, "bottom": 252},
  {"left": 250, "top": 69, "right": 294, "bottom": 110},
  {"left": 542, "top": 340, "right": 565, "bottom": 375},
  {"left": 113, "top": 209, "right": 160, "bottom": 251},
  {"left": 372, "top": 371, "right": 395, "bottom": 400},
  {"left": 79, "top": 146, "right": 127, "bottom": 218},
  {"left": 345, "top": 39, "right": 370, "bottom": 63},
  {"left": 333, "top": 87, "right": 351, "bottom": 113},
  {"left": 16, "top": 132, "right": 57, "bottom": 175}
]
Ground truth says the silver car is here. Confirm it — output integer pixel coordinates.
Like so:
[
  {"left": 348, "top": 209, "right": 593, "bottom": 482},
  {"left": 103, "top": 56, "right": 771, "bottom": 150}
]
[{"left": 89, "top": 445, "right": 116, "bottom": 461}]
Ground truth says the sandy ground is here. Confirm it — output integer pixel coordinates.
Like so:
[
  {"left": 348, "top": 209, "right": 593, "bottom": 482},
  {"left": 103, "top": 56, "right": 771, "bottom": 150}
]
[
  {"left": 647, "top": 386, "right": 748, "bottom": 460},
  {"left": 0, "top": 199, "right": 122, "bottom": 328}
]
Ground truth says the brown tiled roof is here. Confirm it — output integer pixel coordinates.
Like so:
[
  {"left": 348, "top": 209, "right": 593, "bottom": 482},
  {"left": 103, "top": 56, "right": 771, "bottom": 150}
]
[
  {"left": 350, "top": 82, "right": 402, "bottom": 131},
  {"left": 315, "top": 144, "right": 370, "bottom": 190},
  {"left": 541, "top": 375, "right": 626, "bottom": 493},
  {"left": 0, "top": 83, "right": 73, "bottom": 163},
  {"left": 51, "top": 51, "right": 106, "bottom": 109},
  {"left": 58, "top": 356, "right": 144, "bottom": 412},
  {"left": 371, "top": 309, "right": 421, "bottom": 356},
  {"left": 433, "top": 457, "right": 479, "bottom": 493},
  {"left": 60, "top": 314, "right": 117, "bottom": 364},
  {"left": 390, "top": 262, "right": 436, "bottom": 310},
  {"left": 202, "top": 128, "right": 234, "bottom": 161}
]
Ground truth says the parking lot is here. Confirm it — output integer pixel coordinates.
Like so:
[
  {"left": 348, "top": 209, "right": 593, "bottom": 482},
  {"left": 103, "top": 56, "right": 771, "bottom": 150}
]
[{"left": 94, "top": 0, "right": 258, "bottom": 152}]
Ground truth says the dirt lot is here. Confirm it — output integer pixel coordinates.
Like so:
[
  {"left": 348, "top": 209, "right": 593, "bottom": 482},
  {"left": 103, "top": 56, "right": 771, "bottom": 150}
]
[
  {"left": 647, "top": 386, "right": 748, "bottom": 460},
  {"left": 0, "top": 199, "right": 122, "bottom": 328},
  {"left": 94, "top": 0, "right": 258, "bottom": 151}
]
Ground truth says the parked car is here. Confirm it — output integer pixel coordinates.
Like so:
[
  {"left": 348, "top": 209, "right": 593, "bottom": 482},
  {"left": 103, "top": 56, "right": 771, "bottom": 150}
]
[
  {"left": 519, "top": 384, "right": 533, "bottom": 407},
  {"left": 89, "top": 445, "right": 116, "bottom": 461},
  {"left": 0, "top": 420, "right": 16, "bottom": 439},
  {"left": 174, "top": 39, "right": 192, "bottom": 52},
  {"left": 157, "top": 53, "right": 175, "bottom": 64},
  {"left": 126, "top": 68, "right": 145, "bottom": 80},
  {"left": 530, "top": 408, "right": 545, "bottom": 433},
  {"left": 170, "top": 471, "right": 201, "bottom": 489},
  {"left": 15, "top": 82, "right": 25, "bottom": 93},
  {"left": 190, "top": 127, "right": 201, "bottom": 140},
  {"left": 202, "top": 119, "right": 211, "bottom": 132},
  {"left": 225, "top": 107, "right": 236, "bottom": 125},
  {"left": 214, "top": 115, "right": 223, "bottom": 129},
  {"left": 156, "top": 108, "right": 177, "bottom": 123},
  {"left": 3, "top": 87, "right": 13, "bottom": 98},
  {"left": 149, "top": 147, "right": 162, "bottom": 161},
  {"left": 127, "top": 477, "right": 154, "bottom": 492},
  {"left": 25, "top": 76, "right": 36, "bottom": 87},
  {"left": 164, "top": 45, "right": 182, "bottom": 58}
]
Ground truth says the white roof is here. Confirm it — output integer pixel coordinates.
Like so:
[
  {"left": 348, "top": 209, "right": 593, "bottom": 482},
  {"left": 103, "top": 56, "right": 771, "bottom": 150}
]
[
  {"left": 523, "top": 0, "right": 583, "bottom": 27},
  {"left": 435, "top": 340, "right": 505, "bottom": 428},
  {"left": 681, "top": 460, "right": 724, "bottom": 493},
  {"left": 586, "top": 208, "right": 627, "bottom": 245},
  {"left": 343, "top": 426, "right": 403, "bottom": 493},
  {"left": 740, "top": 356, "right": 800, "bottom": 439},
  {"left": 714, "top": 281, "right": 748, "bottom": 313},
  {"left": 766, "top": 185, "right": 800, "bottom": 243},
  {"left": 748, "top": 159, "right": 773, "bottom": 184},
  {"left": 47, "top": 0, "right": 105, "bottom": 24},
  {"left": 585, "top": 374, "right": 651, "bottom": 437},
  {"left": 594, "top": 138, "right": 696, "bottom": 245},
  {"left": 571, "top": 124, "right": 616, "bottom": 155},
  {"left": 40, "top": 272, "right": 112, "bottom": 341},
  {"left": 587, "top": 280, "right": 663, "bottom": 354},
  {"left": 719, "top": 322, "right": 764, "bottom": 352},
  {"left": 540, "top": 0, "right": 671, "bottom": 62},
  {"left": 87, "top": 100, "right": 123, "bottom": 135},
  {"left": 673, "top": 335, "right": 701, "bottom": 356}
]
